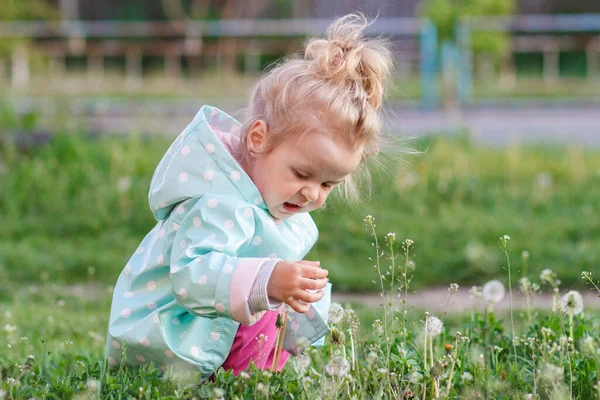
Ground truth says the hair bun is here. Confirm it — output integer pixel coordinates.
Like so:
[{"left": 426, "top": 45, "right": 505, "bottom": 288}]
[{"left": 304, "top": 13, "right": 393, "bottom": 110}]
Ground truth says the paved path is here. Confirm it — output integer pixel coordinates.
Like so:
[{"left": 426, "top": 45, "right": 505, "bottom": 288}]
[
  {"left": 57, "top": 284, "right": 599, "bottom": 314},
  {"left": 9, "top": 97, "right": 600, "bottom": 147},
  {"left": 332, "top": 287, "right": 599, "bottom": 314}
]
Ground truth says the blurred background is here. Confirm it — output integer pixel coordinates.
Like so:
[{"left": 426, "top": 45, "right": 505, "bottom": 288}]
[{"left": 1, "top": 0, "right": 599, "bottom": 301}]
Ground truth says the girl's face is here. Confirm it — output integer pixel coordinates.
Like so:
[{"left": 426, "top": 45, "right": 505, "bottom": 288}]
[{"left": 245, "top": 120, "right": 363, "bottom": 220}]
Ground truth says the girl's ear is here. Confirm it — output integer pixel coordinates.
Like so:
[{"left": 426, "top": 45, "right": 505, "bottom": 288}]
[{"left": 247, "top": 119, "right": 269, "bottom": 154}]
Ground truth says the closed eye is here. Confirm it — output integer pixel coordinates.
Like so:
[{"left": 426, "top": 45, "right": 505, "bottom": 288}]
[{"left": 293, "top": 169, "right": 309, "bottom": 179}]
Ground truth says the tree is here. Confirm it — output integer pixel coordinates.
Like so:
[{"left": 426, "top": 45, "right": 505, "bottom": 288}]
[{"left": 419, "top": 0, "right": 515, "bottom": 61}]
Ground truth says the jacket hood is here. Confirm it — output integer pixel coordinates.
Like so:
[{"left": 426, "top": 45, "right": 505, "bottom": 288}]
[{"left": 148, "top": 105, "right": 267, "bottom": 221}]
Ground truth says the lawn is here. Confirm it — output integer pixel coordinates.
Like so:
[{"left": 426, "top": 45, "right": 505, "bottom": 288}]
[
  {"left": 1, "top": 233, "right": 599, "bottom": 399},
  {"left": 1, "top": 127, "right": 599, "bottom": 292},
  {"left": 2, "top": 105, "right": 600, "bottom": 398}
]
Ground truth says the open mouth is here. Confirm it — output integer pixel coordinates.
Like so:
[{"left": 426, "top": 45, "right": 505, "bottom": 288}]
[{"left": 283, "top": 202, "right": 302, "bottom": 213}]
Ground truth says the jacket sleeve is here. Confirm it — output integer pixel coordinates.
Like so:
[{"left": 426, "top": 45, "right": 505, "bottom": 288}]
[{"left": 168, "top": 195, "right": 280, "bottom": 326}]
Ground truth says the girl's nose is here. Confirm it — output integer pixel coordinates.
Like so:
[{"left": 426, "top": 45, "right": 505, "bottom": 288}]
[{"left": 301, "top": 185, "right": 319, "bottom": 202}]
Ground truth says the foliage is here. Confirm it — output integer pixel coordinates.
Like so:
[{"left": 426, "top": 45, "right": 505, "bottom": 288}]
[
  {"left": 0, "top": 0, "right": 59, "bottom": 59},
  {"left": 1, "top": 228, "right": 599, "bottom": 399},
  {"left": 419, "top": 0, "right": 515, "bottom": 61},
  {"left": 1, "top": 106, "right": 599, "bottom": 291}
]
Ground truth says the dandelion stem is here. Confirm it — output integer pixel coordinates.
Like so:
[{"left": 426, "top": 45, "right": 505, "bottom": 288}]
[
  {"left": 271, "top": 329, "right": 280, "bottom": 371},
  {"left": 569, "top": 312, "right": 574, "bottom": 339},
  {"left": 429, "top": 337, "right": 434, "bottom": 368},
  {"left": 274, "top": 311, "right": 288, "bottom": 370},
  {"left": 422, "top": 313, "right": 428, "bottom": 400},
  {"left": 502, "top": 240, "right": 518, "bottom": 369},
  {"left": 446, "top": 336, "right": 460, "bottom": 395}
]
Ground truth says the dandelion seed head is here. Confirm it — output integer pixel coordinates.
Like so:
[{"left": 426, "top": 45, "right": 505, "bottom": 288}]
[
  {"left": 559, "top": 290, "right": 584, "bottom": 315},
  {"left": 540, "top": 364, "right": 564, "bottom": 383},
  {"left": 426, "top": 315, "right": 443, "bottom": 337},
  {"left": 328, "top": 302, "right": 344, "bottom": 324},
  {"left": 482, "top": 280, "right": 505, "bottom": 304},
  {"left": 468, "top": 286, "right": 482, "bottom": 299},
  {"left": 325, "top": 352, "right": 350, "bottom": 378},
  {"left": 293, "top": 352, "right": 311, "bottom": 373},
  {"left": 461, "top": 371, "right": 473, "bottom": 382},
  {"left": 540, "top": 269, "right": 561, "bottom": 287},
  {"left": 408, "top": 370, "right": 423, "bottom": 383},
  {"left": 519, "top": 277, "right": 532, "bottom": 292}
]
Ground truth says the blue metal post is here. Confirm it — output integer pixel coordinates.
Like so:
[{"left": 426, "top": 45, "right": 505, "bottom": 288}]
[
  {"left": 456, "top": 23, "right": 473, "bottom": 104},
  {"left": 420, "top": 21, "right": 438, "bottom": 109}
]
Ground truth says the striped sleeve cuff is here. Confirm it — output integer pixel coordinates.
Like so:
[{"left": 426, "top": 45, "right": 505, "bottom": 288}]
[{"left": 248, "top": 258, "right": 283, "bottom": 313}]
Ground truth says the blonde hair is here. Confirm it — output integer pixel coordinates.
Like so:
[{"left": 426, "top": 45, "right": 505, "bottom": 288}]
[{"left": 237, "top": 13, "right": 395, "bottom": 202}]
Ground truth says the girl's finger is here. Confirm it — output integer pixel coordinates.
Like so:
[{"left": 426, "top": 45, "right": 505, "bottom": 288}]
[
  {"left": 299, "top": 260, "right": 320, "bottom": 267},
  {"left": 300, "top": 277, "right": 328, "bottom": 291},
  {"left": 301, "top": 265, "right": 328, "bottom": 279},
  {"left": 294, "top": 289, "right": 325, "bottom": 304},
  {"left": 286, "top": 297, "right": 310, "bottom": 314}
]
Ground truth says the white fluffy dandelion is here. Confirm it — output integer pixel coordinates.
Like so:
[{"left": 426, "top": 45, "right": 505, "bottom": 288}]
[
  {"left": 325, "top": 352, "right": 350, "bottom": 378},
  {"left": 559, "top": 290, "right": 584, "bottom": 315},
  {"left": 293, "top": 352, "right": 311, "bottom": 373},
  {"left": 540, "top": 269, "right": 561, "bottom": 287},
  {"left": 426, "top": 315, "right": 443, "bottom": 337},
  {"left": 482, "top": 280, "right": 505, "bottom": 304},
  {"left": 328, "top": 302, "right": 344, "bottom": 324}
]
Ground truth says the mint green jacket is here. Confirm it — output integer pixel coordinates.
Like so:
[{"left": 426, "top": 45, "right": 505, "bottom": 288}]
[{"left": 105, "top": 105, "right": 330, "bottom": 376}]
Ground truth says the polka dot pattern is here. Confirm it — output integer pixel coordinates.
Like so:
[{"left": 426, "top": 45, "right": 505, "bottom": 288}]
[
  {"left": 222, "top": 264, "right": 233, "bottom": 274},
  {"left": 207, "top": 198, "right": 218, "bottom": 208},
  {"left": 110, "top": 106, "right": 325, "bottom": 369}
]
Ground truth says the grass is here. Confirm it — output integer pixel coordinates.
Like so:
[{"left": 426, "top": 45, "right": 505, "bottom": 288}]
[
  {"left": 1, "top": 119, "right": 600, "bottom": 292},
  {"left": 1, "top": 227, "right": 599, "bottom": 399}
]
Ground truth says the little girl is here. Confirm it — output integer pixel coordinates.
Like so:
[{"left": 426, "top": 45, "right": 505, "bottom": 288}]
[{"left": 105, "top": 13, "right": 393, "bottom": 377}]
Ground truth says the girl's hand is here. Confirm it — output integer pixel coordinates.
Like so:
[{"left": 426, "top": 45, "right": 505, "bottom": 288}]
[{"left": 267, "top": 260, "right": 329, "bottom": 313}]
